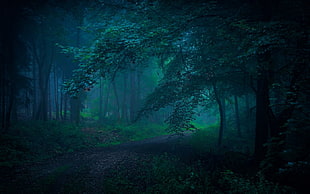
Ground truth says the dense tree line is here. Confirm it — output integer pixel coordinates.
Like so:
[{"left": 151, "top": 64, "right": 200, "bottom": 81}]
[
  {"left": 62, "top": 0, "right": 309, "bottom": 174},
  {"left": 0, "top": 0, "right": 309, "bottom": 187}
]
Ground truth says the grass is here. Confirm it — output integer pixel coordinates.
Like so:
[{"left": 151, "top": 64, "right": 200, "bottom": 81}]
[
  {"left": 103, "top": 153, "right": 294, "bottom": 194},
  {"left": 189, "top": 124, "right": 219, "bottom": 155},
  {"left": 1, "top": 121, "right": 297, "bottom": 193},
  {"left": 103, "top": 153, "right": 206, "bottom": 194},
  {"left": 0, "top": 120, "right": 169, "bottom": 193},
  {"left": 0, "top": 121, "right": 96, "bottom": 167},
  {"left": 0, "top": 120, "right": 169, "bottom": 167},
  {"left": 189, "top": 123, "right": 254, "bottom": 156},
  {"left": 94, "top": 122, "right": 169, "bottom": 147},
  {"left": 35, "top": 164, "right": 71, "bottom": 193}
]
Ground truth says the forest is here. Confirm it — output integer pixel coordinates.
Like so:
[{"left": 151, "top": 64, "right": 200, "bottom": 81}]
[{"left": 0, "top": 0, "right": 309, "bottom": 193}]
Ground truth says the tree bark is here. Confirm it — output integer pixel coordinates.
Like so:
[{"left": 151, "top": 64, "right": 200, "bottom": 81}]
[
  {"left": 112, "top": 81, "right": 121, "bottom": 120},
  {"left": 245, "top": 94, "right": 252, "bottom": 134},
  {"left": 129, "top": 70, "right": 137, "bottom": 123},
  {"left": 54, "top": 68, "right": 60, "bottom": 120},
  {"left": 234, "top": 95, "right": 241, "bottom": 137},
  {"left": 32, "top": 37, "right": 54, "bottom": 121},
  {"left": 103, "top": 82, "right": 111, "bottom": 119},
  {"left": 253, "top": 0, "right": 279, "bottom": 162},
  {"left": 122, "top": 73, "right": 128, "bottom": 122},
  {"left": 0, "top": 2, "right": 17, "bottom": 131},
  {"left": 254, "top": 62, "right": 270, "bottom": 162},
  {"left": 63, "top": 94, "right": 68, "bottom": 121},
  {"left": 212, "top": 81, "right": 225, "bottom": 147},
  {"left": 99, "top": 78, "right": 103, "bottom": 122},
  {"left": 70, "top": 12, "right": 83, "bottom": 124},
  {"left": 70, "top": 98, "right": 81, "bottom": 124}
]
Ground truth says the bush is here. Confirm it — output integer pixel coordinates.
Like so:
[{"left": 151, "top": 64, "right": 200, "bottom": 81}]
[
  {"left": 95, "top": 122, "right": 169, "bottom": 147},
  {"left": 189, "top": 124, "right": 219, "bottom": 154},
  {"left": 217, "top": 170, "right": 294, "bottom": 194},
  {"left": 103, "top": 154, "right": 206, "bottom": 193},
  {"left": 0, "top": 121, "right": 97, "bottom": 167}
]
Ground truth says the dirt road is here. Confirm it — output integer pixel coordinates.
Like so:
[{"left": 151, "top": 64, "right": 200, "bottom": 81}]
[{"left": 5, "top": 133, "right": 197, "bottom": 193}]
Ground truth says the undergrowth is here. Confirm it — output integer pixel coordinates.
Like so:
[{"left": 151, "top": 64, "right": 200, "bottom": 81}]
[
  {"left": 0, "top": 121, "right": 168, "bottom": 167},
  {"left": 103, "top": 153, "right": 206, "bottom": 193},
  {"left": 0, "top": 121, "right": 96, "bottom": 167},
  {"left": 103, "top": 153, "right": 293, "bottom": 194},
  {"left": 96, "top": 122, "right": 169, "bottom": 146},
  {"left": 189, "top": 124, "right": 254, "bottom": 155}
]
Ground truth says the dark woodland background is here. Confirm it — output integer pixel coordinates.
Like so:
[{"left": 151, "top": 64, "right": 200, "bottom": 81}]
[{"left": 0, "top": 0, "right": 309, "bottom": 193}]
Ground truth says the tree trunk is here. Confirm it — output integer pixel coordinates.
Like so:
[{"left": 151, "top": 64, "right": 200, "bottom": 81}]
[
  {"left": 0, "top": 63, "right": 7, "bottom": 131},
  {"left": 70, "top": 98, "right": 81, "bottom": 124},
  {"left": 63, "top": 94, "right": 68, "bottom": 121},
  {"left": 103, "top": 82, "right": 111, "bottom": 119},
  {"left": 54, "top": 68, "right": 59, "bottom": 120},
  {"left": 0, "top": 2, "right": 17, "bottom": 131},
  {"left": 245, "top": 94, "right": 252, "bottom": 134},
  {"left": 48, "top": 76, "right": 52, "bottom": 120},
  {"left": 32, "top": 36, "right": 54, "bottom": 121},
  {"left": 32, "top": 60, "right": 37, "bottom": 119},
  {"left": 5, "top": 88, "right": 15, "bottom": 130},
  {"left": 122, "top": 73, "right": 128, "bottom": 122},
  {"left": 254, "top": 64, "right": 270, "bottom": 162},
  {"left": 234, "top": 95, "right": 241, "bottom": 137},
  {"left": 129, "top": 70, "right": 137, "bottom": 123},
  {"left": 253, "top": 0, "right": 280, "bottom": 163},
  {"left": 71, "top": 14, "right": 83, "bottom": 124},
  {"left": 112, "top": 81, "right": 121, "bottom": 120},
  {"left": 212, "top": 81, "right": 225, "bottom": 147},
  {"left": 99, "top": 78, "right": 103, "bottom": 122},
  {"left": 60, "top": 72, "right": 65, "bottom": 120}
]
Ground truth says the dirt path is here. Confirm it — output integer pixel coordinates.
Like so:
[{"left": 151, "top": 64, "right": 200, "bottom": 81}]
[{"left": 8, "top": 133, "right": 197, "bottom": 193}]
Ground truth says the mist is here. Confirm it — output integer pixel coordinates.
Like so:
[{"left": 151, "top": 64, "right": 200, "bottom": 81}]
[{"left": 1, "top": 0, "right": 309, "bottom": 193}]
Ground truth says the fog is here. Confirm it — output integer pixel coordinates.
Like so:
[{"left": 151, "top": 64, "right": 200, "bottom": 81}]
[{"left": 1, "top": 0, "right": 309, "bottom": 193}]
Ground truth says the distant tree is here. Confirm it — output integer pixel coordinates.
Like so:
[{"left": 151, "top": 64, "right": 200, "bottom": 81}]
[
  {"left": 230, "top": 0, "right": 310, "bottom": 167},
  {"left": 57, "top": 0, "right": 309, "bottom": 169},
  {"left": 0, "top": 1, "right": 31, "bottom": 131}
]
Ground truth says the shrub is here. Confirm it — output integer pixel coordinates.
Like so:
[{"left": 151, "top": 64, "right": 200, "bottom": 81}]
[
  {"left": 0, "top": 121, "right": 97, "bottom": 167},
  {"left": 218, "top": 170, "right": 294, "bottom": 194}
]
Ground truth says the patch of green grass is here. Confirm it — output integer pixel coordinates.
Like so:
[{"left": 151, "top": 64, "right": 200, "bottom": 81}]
[
  {"left": 96, "top": 141, "right": 122, "bottom": 147},
  {"left": 119, "top": 123, "right": 169, "bottom": 141},
  {"left": 103, "top": 153, "right": 206, "bottom": 193},
  {"left": 0, "top": 120, "right": 170, "bottom": 167},
  {"left": 95, "top": 122, "right": 169, "bottom": 147},
  {"left": 0, "top": 121, "right": 98, "bottom": 167},
  {"left": 189, "top": 124, "right": 219, "bottom": 154},
  {"left": 2, "top": 164, "right": 72, "bottom": 194},
  {"left": 189, "top": 124, "right": 254, "bottom": 155},
  {"left": 103, "top": 153, "right": 294, "bottom": 194},
  {"left": 36, "top": 164, "right": 71, "bottom": 191},
  {"left": 62, "top": 165, "right": 91, "bottom": 193},
  {"left": 215, "top": 170, "right": 294, "bottom": 194}
]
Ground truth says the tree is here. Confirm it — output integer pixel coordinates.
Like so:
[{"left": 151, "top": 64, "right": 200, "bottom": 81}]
[
  {"left": 231, "top": 0, "right": 310, "bottom": 167},
  {"left": 0, "top": 0, "right": 31, "bottom": 130},
  {"left": 58, "top": 0, "right": 309, "bottom": 169}
]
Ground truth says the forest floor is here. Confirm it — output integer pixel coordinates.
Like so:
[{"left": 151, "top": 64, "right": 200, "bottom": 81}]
[
  {"left": 3, "top": 122, "right": 302, "bottom": 193},
  {"left": 3, "top": 133, "right": 203, "bottom": 193}
]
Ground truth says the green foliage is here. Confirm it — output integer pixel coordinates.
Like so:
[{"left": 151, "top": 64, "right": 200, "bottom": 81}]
[
  {"left": 34, "top": 164, "right": 71, "bottom": 192},
  {"left": 0, "top": 121, "right": 168, "bottom": 167},
  {"left": 19, "top": 164, "right": 92, "bottom": 194},
  {"left": 189, "top": 124, "right": 219, "bottom": 154},
  {"left": 218, "top": 170, "right": 293, "bottom": 194},
  {"left": 189, "top": 124, "right": 253, "bottom": 155},
  {"left": 103, "top": 154, "right": 205, "bottom": 194},
  {"left": 103, "top": 152, "right": 294, "bottom": 194},
  {"left": 0, "top": 121, "right": 97, "bottom": 167},
  {"left": 60, "top": 1, "right": 185, "bottom": 97},
  {"left": 95, "top": 123, "right": 169, "bottom": 147}
]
